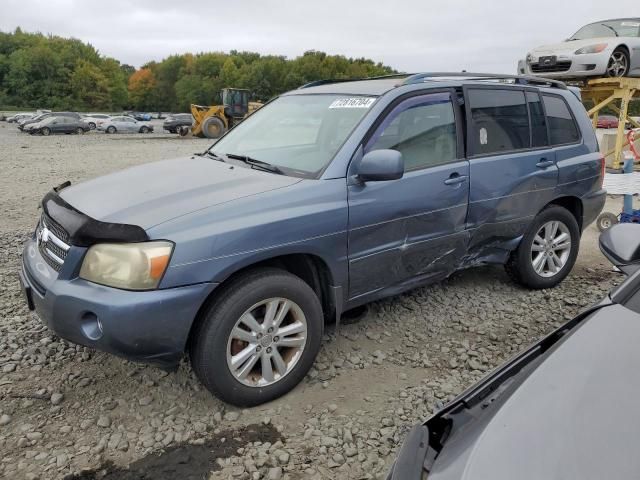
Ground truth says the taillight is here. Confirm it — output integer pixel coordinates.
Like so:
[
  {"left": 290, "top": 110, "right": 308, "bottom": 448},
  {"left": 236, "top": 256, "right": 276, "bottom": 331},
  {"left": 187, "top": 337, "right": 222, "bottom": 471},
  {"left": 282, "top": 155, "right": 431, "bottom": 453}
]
[{"left": 599, "top": 155, "right": 605, "bottom": 189}]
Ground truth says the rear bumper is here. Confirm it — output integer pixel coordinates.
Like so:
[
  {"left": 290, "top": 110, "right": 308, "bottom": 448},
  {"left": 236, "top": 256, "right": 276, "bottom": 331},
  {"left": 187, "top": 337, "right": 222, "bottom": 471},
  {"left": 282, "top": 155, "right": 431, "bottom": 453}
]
[
  {"left": 582, "top": 189, "right": 607, "bottom": 230},
  {"left": 21, "top": 239, "right": 217, "bottom": 368}
]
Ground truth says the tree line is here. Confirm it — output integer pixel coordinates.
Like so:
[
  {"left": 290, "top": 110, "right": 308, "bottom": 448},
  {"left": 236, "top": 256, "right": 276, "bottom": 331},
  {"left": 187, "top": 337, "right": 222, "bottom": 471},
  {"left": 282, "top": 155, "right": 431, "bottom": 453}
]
[{"left": 0, "top": 29, "right": 397, "bottom": 112}]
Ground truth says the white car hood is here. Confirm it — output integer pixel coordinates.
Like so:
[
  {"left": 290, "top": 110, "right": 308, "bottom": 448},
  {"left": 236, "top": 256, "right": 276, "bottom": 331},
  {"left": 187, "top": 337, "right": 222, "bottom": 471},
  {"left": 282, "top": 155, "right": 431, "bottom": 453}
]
[{"left": 530, "top": 37, "right": 613, "bottom": 55}]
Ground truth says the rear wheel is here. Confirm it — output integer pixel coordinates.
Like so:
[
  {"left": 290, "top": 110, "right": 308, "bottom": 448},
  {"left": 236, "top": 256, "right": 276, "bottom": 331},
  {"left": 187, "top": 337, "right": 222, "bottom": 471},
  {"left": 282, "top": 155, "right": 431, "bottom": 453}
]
[
  {"left": 140, "top": 126, "right": 150, "bottom": 133},
  {"left": 75, "top": 127, "right": 84, "bottom": 135},
  {"left": 41, "top": 127, "right": 51, "bottom": 136},
  {"left": 202, "top": 116, "right": 226, "bottom": 139},
  {"left": 505, "top": 206, "right": 580, "bottom": 289},
  {"left": 106, "top": 126, "right": 116, "bottom": 134},
  {"left": 606, "top": 48, "right": 630, "bottom": 77},
  {"left": 190, "top": 268, "right": 323, "bottom": 406}
]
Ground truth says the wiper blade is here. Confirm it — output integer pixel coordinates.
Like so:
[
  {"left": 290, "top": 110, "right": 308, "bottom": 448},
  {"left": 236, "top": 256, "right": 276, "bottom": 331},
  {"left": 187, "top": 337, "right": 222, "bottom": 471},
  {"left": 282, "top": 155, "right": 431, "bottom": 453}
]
[
  {"left": 600, "top": 23, "right": 618, "bottom": 36},
  {"left": 225, "top": 153, "right": 284, "bottom": 175},
  {"left": 197, "top": 150, "right": 225, "bottom": 162}
]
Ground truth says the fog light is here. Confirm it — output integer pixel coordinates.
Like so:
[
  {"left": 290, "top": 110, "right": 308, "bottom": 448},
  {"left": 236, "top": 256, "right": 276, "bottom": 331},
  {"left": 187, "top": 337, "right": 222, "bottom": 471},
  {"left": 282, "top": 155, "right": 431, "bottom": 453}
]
[{"left": 80, "top": 312, "right": 103, "bottom": 340}]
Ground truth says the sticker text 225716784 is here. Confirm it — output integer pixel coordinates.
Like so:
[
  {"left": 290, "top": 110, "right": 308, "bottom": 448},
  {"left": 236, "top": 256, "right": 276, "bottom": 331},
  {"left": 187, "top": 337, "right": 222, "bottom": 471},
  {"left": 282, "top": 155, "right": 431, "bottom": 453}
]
[{"left": 329, "top": 97, "right": 376, "bottom": 109}]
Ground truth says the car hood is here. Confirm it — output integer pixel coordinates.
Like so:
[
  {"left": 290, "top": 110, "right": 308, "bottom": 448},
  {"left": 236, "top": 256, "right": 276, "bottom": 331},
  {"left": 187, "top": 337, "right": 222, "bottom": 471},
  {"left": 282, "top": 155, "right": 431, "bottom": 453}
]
[
  {"left": 429, "top": 303, "right": 640, "bottom": 480},
  {"left": 530, "top": 37, "right": 613, "bottom": 55},
  {"left": 59, "top": 156, "right": 301, "bottom": 230}
]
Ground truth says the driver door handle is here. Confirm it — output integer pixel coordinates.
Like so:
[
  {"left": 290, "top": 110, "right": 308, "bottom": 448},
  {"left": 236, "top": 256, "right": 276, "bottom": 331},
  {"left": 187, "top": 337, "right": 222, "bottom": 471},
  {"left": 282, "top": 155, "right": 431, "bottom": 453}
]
[
  {"left": 444, "top": 173, "right": 468, "bottom": 185},
  {"left": 536, "top": 159, "right": 555, "bottom": 168}
]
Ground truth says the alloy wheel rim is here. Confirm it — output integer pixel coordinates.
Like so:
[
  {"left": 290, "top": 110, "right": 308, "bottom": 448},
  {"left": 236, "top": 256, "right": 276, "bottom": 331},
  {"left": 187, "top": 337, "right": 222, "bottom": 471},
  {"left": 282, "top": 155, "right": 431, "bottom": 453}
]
[
  {"left": 607, "top": 52, "right": 628, "bottom": 77},
  {"left": 530, "top": 220, "right": 572, "bottom": 277},
  {"left": 226, "top": 297, "right": 307, "bottom": 387}
]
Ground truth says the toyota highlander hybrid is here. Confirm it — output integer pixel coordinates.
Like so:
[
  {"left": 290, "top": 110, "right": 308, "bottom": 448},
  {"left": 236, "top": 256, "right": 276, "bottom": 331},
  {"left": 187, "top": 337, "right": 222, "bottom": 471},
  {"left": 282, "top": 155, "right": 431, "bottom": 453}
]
[{"left": 19, "top": 73, "right": 605, "bottom": 406}]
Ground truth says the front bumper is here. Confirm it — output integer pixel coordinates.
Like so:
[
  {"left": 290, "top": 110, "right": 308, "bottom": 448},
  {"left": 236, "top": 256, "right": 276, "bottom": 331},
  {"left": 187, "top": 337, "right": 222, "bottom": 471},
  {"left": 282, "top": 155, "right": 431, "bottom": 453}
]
[
  {"left": 20, "top": 238, "right": 217, "bottom": 368},
  {"left": 525, "top": 52, "right": 609, "bottom": 78}
]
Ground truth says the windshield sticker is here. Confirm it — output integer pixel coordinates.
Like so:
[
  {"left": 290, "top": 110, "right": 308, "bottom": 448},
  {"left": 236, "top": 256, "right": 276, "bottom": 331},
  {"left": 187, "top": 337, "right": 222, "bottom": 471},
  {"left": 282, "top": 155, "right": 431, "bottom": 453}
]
[{"left": 329, "top": 97, "right": 376, "bottom": 109}]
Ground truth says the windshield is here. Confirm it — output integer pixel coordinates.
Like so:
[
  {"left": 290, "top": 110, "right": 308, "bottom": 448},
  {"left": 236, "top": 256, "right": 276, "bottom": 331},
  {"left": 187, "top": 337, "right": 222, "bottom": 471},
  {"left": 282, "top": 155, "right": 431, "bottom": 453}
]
[
  {"left": 211, "top": 94, "right": 376, "bottom": 177},
  {"left": 570, "top": 19, "right": 640, "bottom": 40}
]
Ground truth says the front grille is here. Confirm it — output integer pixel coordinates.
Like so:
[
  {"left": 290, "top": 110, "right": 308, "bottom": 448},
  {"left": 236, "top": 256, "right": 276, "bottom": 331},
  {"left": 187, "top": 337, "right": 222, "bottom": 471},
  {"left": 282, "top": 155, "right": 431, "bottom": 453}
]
[
  {"left": 530, "top": 61, "right": 572, "bottom": 73},
  {"left": 36, "top": 215, "right": 70, "bottom": 272}
]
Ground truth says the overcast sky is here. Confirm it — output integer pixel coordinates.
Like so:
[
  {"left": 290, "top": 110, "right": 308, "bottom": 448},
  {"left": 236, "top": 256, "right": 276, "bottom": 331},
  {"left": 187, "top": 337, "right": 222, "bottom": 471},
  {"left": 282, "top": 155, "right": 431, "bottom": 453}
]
[{"left": 1, "top": 1, "right": 637, "bottom": 73}]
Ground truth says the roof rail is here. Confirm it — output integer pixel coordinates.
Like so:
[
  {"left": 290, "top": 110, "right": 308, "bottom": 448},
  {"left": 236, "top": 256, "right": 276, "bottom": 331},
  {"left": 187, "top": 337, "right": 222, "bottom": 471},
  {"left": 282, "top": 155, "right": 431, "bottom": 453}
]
[
  {"left": 402, "top": 72, "right": 567, "bottom": 90},
  {"left": 299, "top": 73, "right": 411, "bottom": 89}
]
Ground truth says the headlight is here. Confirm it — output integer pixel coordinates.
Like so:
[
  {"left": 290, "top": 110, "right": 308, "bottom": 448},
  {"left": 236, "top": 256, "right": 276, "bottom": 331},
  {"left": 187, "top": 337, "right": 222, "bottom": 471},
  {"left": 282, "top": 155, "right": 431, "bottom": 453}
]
[
  {"left": 79, "top": 241, "right": 173, "bottom": 290},
  {"left": 575, "top": 44, "right": 607, "bottom": 55}
]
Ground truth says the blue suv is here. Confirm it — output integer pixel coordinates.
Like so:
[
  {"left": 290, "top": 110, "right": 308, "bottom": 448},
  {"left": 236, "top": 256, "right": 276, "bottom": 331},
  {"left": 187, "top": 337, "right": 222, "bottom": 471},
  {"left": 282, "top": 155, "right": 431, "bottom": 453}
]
[{"left": 19, "top": 73, "right": 605, "bottom": 406}]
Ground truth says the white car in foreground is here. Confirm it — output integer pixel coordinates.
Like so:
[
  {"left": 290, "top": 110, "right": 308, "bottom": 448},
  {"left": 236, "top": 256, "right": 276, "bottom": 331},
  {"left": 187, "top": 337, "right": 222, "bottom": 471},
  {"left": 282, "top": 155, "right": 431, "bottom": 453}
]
[{"left": 521, "top": 18, "right": 640, "bottom": 79}]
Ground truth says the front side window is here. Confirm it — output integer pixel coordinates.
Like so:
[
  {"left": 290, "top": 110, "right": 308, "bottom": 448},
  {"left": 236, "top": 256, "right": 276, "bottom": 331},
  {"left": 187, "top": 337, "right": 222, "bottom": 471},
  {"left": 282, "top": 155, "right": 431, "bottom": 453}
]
[
  {"left": 468, "top": 89, "right": 530, "bottom": 155},
  {"left": 365, "top": 93, "right": 457, "bottom": 170},
  {"left": 542, "top": 95, "right": 580, "bottom": 145},
  {"left": 212, "top": 94, "right": 375, "bottom": 177}
]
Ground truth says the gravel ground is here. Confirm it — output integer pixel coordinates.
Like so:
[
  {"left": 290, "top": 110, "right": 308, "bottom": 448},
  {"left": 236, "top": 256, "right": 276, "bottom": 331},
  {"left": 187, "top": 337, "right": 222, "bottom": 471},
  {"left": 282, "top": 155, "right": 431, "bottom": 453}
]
[{"left": 0, "top": 121, "right": 632, "bottom": 480}]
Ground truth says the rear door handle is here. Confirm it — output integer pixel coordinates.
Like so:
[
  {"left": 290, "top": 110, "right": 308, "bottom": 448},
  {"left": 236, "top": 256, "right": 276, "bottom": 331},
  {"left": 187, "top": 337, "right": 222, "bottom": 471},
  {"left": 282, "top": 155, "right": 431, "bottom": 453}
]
[
  {"left": 444, "top": 174, "right": 468, "bottom": 185},
  {"left": 536, "top": 159, "right": 555, "bottom": 168}
]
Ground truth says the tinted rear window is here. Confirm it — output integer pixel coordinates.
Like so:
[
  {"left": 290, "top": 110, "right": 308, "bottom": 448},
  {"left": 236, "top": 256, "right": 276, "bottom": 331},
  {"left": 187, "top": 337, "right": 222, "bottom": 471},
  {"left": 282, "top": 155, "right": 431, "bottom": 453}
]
[
  {"left": 527, "top": 92, "right": 548, "bottom": 147},
  {"left": 542, "top": 95, "right": 580, "bottom": 145},
  {"left": 468, "top": 89, "right": 530, "bottom": 155}
]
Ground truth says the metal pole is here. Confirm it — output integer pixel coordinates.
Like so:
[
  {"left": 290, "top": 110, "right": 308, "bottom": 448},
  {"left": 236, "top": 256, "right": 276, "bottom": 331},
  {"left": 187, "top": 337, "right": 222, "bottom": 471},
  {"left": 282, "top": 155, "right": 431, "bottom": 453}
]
[{"left": 623, "top": 155, "right": 634, "bottom": 215}]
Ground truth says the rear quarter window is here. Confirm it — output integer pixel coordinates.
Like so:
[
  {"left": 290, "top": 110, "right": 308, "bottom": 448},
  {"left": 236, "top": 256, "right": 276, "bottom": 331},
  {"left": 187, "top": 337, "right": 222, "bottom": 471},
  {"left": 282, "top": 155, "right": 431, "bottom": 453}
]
[{"left": 542, "top": 95, "right": 580, "bottom": 145}]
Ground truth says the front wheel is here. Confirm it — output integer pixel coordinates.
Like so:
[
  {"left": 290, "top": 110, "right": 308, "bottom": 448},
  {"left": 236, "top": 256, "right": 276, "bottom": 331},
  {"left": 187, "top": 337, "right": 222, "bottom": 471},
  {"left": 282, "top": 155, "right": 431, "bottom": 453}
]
[
  {"left": 607, "top": 48, "right": 630, "bottom": 77},
  {"left": 41, "top": 127, "right": 51, "bottom": 136},
  {"left": 76, "top": 127, "right": 85, "bottom": 135},
  {"left": 190, "top": 268, "right": 323, "bottom": 406},
  {"left": 505, "top": 206, "right": 580, "bottom": 289},
  {"left": 140, "top": 126, "right": 150, "bottom": 133},
  {"left": 106, "top": 126, "right": 116, "bottom": 134}
]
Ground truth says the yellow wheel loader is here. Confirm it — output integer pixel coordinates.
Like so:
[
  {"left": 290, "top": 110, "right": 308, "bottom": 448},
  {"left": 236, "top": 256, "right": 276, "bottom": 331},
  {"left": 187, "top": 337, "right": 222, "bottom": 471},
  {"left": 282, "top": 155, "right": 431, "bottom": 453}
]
[{"left": 181, "top": 88, "right": 262, "bottom": 139}]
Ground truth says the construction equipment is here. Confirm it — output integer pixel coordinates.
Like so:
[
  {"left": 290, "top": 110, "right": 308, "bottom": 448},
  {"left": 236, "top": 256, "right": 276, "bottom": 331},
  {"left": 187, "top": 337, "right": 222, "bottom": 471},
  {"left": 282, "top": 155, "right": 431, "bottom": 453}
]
[
  {"left": 581, "top": 77, "right": 640, "bottom": 169},
  {"left": 183, "top": 88, "right": 262, "bottom": 139}
]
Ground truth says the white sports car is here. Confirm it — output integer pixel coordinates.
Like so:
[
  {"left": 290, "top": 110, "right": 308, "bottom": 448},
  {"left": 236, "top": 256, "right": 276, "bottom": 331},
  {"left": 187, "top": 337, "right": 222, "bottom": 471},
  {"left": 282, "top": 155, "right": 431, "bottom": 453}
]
[{"left": 520, "top": 18, "right": 640, "bottom": 79}]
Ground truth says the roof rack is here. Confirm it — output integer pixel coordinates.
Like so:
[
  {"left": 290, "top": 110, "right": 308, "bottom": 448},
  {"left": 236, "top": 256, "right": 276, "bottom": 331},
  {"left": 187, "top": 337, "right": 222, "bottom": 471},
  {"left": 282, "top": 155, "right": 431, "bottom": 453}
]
[
  {"left": 402, "top": 72, "right": 567, "bottom": 90},
  {"left": 298, "top": 73, "right": 411, "bottom": 89}
]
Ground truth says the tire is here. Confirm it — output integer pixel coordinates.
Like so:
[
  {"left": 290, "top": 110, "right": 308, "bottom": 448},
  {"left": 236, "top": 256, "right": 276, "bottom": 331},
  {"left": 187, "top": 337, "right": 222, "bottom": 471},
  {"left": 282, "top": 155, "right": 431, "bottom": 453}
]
[
  {"left": 201, "top": 116, "right": 226, "bottom": 139},
  {"left": 505, "top": 206, "right": 580, "bottom": 289},
  {"left": 179, "top": 126, "right": 190, "bottom": 137},
  {"left": 88, "top": 122, "right": 96, "bottom": 130},
  {"left": 76, "top": 127, "right": 84, "bottom": 135},
  {"left": 106, "top": 126, "right": 116, "bottom": 134},
  {"left": 41, "top": 127, "right": 51, "bottom": 136},
  {"left": 596, "top": 212, "right": 619, "bottom": 232},
  {"left": 140, "top": 126, "right": 149, "bottom": 134},
  {"left": 190, "top": 268, "right": 323, "bottom": 406},
  {"left": 606, "top": 48, "right": 630, "bottom": 77}
]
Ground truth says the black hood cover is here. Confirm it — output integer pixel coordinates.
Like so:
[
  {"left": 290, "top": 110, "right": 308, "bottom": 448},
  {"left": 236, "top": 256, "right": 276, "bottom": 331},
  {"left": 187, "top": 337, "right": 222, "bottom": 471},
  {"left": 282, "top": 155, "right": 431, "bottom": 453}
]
[{"left": 42, "top": 190, "right": 149, "bottom": 247}]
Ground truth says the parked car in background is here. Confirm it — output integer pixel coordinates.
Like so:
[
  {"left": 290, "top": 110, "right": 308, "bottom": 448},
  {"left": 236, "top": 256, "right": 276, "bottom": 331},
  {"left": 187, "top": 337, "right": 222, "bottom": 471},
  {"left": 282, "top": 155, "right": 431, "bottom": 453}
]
[
  {"left": 19, "top": 112, "right": 81, "bottom": 131},
  {"left": 27, "top": 116, "right": 90, "bottom": 136},
  {"left": 388, "top": 223, "right": 640, "bottom": 480},
  {"left": 18, "top": 73, "right": 604, "bottom": 406},
  {"left": 98, "top": 116, "right": 154, "bottom": 134},
  {"left": 596, "top": 114, "right": 619, "bottom": 128},
  {"left": 523, "top": 18, "right": 640, "bottom": 79},
  {"left": 7, "top": 113, "right": 34, "bottom": 123},
  {"left": 130, "top": 112, "right": 152, "bottom": 121},
  {"left": 82, "top": 114, "right": 111, "bottom": 130},
  {"left": 163, "top": 113, "right": 194, "bottom": 133}
]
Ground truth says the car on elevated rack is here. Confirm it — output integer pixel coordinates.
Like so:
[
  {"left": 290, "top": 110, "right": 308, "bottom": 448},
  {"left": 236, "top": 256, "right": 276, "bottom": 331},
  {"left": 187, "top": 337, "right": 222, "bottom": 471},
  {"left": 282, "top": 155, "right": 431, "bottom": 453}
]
[
  {"left": 388, "top": 223, "right": 640, "bottom": 480},
  {"left": 522, "top": 18, "right": 640, "bottom": 79},
  {"left": 19, "top": 73, "right": 605, "bottom": 406}
]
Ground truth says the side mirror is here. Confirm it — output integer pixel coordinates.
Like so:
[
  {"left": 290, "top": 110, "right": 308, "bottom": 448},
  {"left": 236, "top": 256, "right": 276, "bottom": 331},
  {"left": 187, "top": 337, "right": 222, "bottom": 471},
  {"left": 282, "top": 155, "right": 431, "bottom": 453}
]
[
  {"left": 357, "top": 149, "right": 404, "bottom": 182},
  {"left": 599, "top": 224, "right": 640, "bottom": 275}
]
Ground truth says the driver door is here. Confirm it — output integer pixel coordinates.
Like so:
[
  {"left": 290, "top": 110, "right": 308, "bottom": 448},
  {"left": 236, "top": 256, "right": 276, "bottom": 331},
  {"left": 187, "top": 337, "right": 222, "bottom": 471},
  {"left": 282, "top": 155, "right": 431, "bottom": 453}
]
[{"left": 347, "top": 91, "right": 470, "bottom": 300}]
